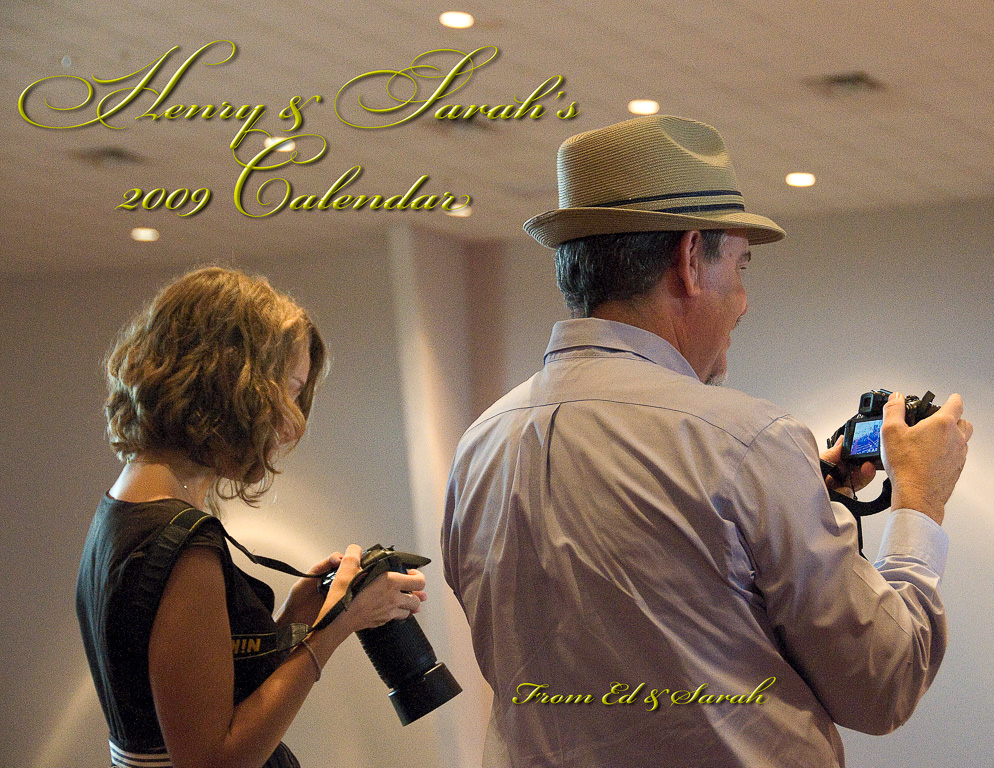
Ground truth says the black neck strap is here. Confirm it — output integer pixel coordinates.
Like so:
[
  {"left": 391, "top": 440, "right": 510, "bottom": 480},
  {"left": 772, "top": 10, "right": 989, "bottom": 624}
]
[{"left": 134, "top": 507, "right": 347, "bottom": 660}]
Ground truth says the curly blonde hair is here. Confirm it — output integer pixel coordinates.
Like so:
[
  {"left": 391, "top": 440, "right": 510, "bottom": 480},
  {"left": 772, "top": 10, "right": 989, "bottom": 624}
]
[{"left": 105, "top": 267, "right": 327, "bottom": 506}]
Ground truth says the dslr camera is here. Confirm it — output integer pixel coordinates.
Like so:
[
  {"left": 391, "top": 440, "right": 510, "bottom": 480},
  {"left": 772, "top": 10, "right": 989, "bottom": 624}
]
[
  {"left": 319, "top": 544, "right": 461, "bottom": 724},
  {"left": 828, "top": 389, "right": 939, "bottom": 469}
]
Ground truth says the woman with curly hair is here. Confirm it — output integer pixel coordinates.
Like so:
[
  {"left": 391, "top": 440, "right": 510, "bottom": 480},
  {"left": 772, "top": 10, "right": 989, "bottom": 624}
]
[{"left": 77, "top": 267, "right": 426, "bottom": 768}]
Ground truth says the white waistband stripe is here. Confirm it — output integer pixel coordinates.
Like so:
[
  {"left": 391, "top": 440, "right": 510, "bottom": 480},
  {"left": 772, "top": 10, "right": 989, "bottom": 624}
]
[{"left": 109, "top": 741, "right": 172, "bottom": 767}]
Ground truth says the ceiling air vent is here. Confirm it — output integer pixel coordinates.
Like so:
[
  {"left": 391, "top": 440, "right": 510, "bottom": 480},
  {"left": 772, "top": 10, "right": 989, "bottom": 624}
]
[
  {"left": 74, "top": 146, "right": 146, "bottom": 168},
  {"left": 804, "top": 71, "right": 885, "bottom": 97}
]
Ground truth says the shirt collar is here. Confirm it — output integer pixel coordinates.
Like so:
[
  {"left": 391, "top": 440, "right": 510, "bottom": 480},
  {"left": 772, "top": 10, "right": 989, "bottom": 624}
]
[{"left": 544, "top": 318, "right": 700, "bottom": 380}]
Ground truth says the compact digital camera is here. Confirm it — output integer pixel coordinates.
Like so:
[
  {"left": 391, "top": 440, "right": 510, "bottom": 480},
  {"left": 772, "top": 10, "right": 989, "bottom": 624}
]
[{"left": 828, "top": 389, "right": 939, "bottom": 469}]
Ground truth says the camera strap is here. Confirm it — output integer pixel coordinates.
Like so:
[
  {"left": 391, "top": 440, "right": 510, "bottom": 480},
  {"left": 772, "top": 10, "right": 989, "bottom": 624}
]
[
  {"left": 821, "top": 461, "right": 893, "bottom": 556},
  {"left": 134, "top": 507, "right": 352, "bottom": 661}
]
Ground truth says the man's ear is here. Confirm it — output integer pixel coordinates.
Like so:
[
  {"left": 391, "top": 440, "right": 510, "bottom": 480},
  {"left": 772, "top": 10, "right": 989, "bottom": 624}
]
[{"left": 673, "top": 230, "right": 704, "bottom": 297}]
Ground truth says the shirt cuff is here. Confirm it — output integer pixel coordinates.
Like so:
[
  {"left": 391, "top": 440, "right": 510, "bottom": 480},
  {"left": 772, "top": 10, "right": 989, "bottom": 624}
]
[{"left": 874, "top": 508, "right": 949, "bottom": 576}]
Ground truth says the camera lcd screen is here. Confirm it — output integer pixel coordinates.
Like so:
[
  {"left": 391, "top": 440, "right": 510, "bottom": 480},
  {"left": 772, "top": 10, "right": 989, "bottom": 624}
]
[{"left": 851, "top": 418, "right": 883, "bottom": 457}]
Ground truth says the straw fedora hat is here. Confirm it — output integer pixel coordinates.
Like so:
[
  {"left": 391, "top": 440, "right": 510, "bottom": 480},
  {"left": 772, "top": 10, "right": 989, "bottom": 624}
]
[{"left": 524, "top": 115, "right": 785, "bottom": 248}]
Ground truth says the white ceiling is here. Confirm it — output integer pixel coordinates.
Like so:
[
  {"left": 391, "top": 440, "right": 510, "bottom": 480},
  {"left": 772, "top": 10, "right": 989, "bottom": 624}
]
[{"left": 2, "top": 0, "right": 993, "bottom": 275}]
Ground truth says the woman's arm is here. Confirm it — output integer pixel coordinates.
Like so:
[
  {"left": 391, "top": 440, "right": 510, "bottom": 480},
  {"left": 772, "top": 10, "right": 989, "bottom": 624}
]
[{"left": 149, "top": 544, "right": 424, "bottom": 768}]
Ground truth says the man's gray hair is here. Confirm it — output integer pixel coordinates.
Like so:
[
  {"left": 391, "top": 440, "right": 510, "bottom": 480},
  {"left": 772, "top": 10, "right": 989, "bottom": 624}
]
[{"left": 555, "top": 230, "right": 726, "bottom": 318}]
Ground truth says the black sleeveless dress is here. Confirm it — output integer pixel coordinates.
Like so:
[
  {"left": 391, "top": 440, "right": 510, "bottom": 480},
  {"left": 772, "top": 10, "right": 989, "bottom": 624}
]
[{"left": 77, "top": 496, "right": 299, "bottom": 767}]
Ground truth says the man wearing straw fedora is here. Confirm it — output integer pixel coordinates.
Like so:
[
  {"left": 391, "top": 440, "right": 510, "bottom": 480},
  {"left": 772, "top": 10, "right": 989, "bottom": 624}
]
[{"left": 442, "top": 116, "right": 971, "bottom": 767}]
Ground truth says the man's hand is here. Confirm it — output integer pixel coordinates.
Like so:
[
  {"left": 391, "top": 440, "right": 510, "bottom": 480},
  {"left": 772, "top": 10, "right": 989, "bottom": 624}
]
[
  {"left": 821, "top": 436, "right": 877, "bottom": 499},
  {"left": 881, "top": 392, "right": 973, "bottom": 525}
]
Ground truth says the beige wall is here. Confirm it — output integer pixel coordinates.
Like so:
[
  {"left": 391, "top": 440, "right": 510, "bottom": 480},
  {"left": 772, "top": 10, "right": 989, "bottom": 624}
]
[{"left": 1, "top": 197, "right": 992, "bottom": 767}]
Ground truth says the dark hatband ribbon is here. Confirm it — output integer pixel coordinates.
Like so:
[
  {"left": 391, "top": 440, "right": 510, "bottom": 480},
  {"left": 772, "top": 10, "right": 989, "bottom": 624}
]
[
  {"left": 657, "top": 202, "right": 746, "bottom": 214},
  {"left": 591, "top": 188, "right": 745, "bottom": 214}
]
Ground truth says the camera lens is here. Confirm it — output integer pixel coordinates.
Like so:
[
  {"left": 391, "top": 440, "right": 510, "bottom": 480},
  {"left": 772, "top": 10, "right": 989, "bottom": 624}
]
[
  {"left": 357, "top": 618, "right": 462, "bottom": 725},
  {"left": 323, "top": 545, "right": 462, "bottom": 724}
]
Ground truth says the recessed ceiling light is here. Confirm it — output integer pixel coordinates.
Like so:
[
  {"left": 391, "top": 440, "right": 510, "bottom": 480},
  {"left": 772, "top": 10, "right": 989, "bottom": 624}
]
[
  {"left": 445, "top": 205, "right": 472, "bottom": 218},
  {"left": 440, "top": 11, "right": 474, "bottom": 28},
  {"left": 264, "top": 136, "right": 296, "bottom": 152},
  {"left": 785, "top": 172, "right": 816, "bottom": 187},
  {"left": 131, "top": 227, "right": 160, "bottom": 242},
  {"left": 628, "top": 99, "right": 660, "bottom": 116}
]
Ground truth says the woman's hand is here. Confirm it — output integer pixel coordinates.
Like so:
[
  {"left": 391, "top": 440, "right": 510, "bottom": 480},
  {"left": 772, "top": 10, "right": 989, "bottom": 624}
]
[
  {"left": 276, "top": 551, "right": 345, "bottom": 628},
  {"left": 318, "top": 544, "right": 427, "bottom": 634}
]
